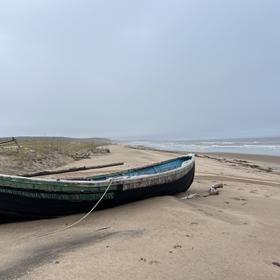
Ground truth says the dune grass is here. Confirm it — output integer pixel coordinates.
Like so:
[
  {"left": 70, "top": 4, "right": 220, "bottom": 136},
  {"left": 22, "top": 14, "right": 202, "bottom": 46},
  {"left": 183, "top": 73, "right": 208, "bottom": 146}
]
[{"left": 0, "top": 138, "right": 111, "bottom": 175}]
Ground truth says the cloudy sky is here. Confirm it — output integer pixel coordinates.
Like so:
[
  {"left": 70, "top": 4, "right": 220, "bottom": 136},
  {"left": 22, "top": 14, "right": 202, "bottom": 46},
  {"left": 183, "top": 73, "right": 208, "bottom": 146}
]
[{"left": 0, "top": 0, "right": 279, "bottom": 140}]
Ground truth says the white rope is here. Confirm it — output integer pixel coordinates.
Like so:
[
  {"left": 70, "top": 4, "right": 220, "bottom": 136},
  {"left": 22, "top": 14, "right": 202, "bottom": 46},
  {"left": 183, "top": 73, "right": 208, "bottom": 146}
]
[{"left": 35, "top": 179, "right": 114, "bottom": 238}]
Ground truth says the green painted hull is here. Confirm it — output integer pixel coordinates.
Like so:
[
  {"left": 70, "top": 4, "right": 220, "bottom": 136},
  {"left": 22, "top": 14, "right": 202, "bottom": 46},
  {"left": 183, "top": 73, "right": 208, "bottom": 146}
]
[{"left": 0, "top": 155, "right": 195, "bottom": 218}]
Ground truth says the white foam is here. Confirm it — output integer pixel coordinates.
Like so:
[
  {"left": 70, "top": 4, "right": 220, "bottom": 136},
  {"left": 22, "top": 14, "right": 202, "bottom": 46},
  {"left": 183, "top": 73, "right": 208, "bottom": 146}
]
[{"left": 128, "top": 140, "right": 280, "bottom": 156}]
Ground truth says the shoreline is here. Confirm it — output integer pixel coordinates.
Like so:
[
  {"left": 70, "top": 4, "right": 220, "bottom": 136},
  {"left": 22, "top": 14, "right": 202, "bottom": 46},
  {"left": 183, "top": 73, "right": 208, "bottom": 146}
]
[
  {"left": 127, "top": 144, "right": 280, "bottom": 160},
  {"left": 126, "top": 144, "right": 280, "bottom": 173},
  {"left": 198, "top": 152, "right": 280, "bottom": 163}
]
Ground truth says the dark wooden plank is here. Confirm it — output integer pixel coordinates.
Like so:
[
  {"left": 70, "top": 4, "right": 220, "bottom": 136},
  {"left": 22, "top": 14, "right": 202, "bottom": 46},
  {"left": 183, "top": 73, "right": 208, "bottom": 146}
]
[{"left": 20, "top": 162, "right": 124, "bottom": 177}]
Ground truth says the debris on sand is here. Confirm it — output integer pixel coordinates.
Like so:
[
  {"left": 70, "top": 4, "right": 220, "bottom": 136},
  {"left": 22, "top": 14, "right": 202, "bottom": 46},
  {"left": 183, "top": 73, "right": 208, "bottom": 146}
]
[
  {"left": 272, "top": 261, "right": 280, "bottom": 268},
  {"left": 181, "top": 183, "right": 224, "bottom": 199},
  {"left": 208, "top": 183, "right": 224, "bottom": 195}
]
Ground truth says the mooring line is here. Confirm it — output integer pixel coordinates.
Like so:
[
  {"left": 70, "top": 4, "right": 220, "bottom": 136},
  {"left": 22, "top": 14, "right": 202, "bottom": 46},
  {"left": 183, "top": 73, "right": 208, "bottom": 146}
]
[{"left": 26, "top": 179, "right": 114, "bottom": 239}]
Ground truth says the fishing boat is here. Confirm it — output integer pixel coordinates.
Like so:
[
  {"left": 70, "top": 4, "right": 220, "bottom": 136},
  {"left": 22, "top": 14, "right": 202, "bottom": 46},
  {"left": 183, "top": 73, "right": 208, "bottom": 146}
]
[{"left": 0, "top": 154, "right": 195, "bottom": 218}]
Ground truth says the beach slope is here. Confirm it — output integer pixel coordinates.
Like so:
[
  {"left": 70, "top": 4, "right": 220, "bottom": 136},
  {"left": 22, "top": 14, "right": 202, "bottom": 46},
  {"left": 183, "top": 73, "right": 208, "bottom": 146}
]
[{"left": 0, "top": 145, "right": 279, "bottom": 280}]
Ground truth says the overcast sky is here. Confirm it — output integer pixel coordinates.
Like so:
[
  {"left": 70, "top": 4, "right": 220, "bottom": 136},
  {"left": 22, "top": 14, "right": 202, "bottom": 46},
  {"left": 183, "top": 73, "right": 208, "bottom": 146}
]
[{"left": 0, "top": 0, "right": 279, "bottom": 140}]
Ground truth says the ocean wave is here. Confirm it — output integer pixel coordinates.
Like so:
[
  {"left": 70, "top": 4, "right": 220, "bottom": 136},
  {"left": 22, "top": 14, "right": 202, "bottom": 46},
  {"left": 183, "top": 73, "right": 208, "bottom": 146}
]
[{"left": 128, "top": 140, "right": 280, "bottom": 156}]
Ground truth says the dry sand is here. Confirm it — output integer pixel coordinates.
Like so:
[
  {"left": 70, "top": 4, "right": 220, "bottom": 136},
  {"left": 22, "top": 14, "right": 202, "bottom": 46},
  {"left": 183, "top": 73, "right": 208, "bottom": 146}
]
[{"left": 0, "top": 145, "right": 280, "bottom": 280}]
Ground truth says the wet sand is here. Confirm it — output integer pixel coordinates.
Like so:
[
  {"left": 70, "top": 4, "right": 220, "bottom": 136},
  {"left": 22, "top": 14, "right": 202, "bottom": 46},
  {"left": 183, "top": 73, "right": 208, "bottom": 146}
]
[{"left": 0, "top": 145, "right": 280, "bottom": 280}]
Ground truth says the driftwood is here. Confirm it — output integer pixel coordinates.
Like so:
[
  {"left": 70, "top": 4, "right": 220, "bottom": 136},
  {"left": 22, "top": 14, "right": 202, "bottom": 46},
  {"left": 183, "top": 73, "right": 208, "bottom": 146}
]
[
  {"left": 181, "top": 183, "right": 224, "bottom": 199},
  {"left": 0, "top": 137, "right": 20, "bottom": 149},
  {"left": 21, "top": 162, "right": 124, "bottom": 177},
  {"left": 208, "top": 183, "right": 223, "bottom": 195}
]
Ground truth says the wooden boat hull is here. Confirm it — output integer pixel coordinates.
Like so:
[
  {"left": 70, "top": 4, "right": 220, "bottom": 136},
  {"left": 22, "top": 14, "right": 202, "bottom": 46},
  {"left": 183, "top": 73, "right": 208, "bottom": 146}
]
[{"left": 0, "top": 155, "right": 195, "bottom": 218}]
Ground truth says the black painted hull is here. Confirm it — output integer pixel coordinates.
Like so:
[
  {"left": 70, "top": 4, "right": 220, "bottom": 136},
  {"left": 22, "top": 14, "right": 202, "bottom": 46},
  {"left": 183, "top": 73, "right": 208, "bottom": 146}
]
[{"left": 0, "top": 165, "right": 195, "bottom": 219}]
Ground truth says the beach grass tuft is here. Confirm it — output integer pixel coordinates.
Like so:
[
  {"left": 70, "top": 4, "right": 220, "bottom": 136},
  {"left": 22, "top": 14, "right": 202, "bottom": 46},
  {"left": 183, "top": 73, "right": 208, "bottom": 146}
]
[{"left": 0, "top": 137, "right": 111, "bottom": 175}]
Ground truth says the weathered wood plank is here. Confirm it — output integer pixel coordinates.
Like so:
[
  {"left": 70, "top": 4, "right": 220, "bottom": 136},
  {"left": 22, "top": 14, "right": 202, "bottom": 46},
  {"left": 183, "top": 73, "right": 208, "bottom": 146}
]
[{"left": 20, "top": 162, "right": 124, "bottom": 177}]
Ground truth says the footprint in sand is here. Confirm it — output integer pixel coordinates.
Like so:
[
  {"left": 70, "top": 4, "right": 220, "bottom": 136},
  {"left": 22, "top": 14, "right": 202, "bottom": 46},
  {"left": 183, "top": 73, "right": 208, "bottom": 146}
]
[
  {"left": 169, "top": 244, "right": 182, "bottom": 254},
  {"left": 139, "top": 258, "right": 159, "bottom": 264},
  {"left": 250, "top": 190, "right": 258, "bottom": 194},
  {"left": 225, "top": 201, "right": 230, "bottom": 204},
  {"left": 149, "top": 260, "right": 160, "bottom": 265},
  {"left": 272, "top": 261, "right": 280, "bottom": 268},
  {"left": 231, "top": 197, "right": 247, "bottom": 202}
]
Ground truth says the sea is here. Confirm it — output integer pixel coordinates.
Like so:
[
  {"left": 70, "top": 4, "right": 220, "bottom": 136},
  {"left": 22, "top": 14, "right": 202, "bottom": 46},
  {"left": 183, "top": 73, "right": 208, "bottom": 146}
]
[{"left": 127, "top": 137, "right": 280, "bottom": 157}]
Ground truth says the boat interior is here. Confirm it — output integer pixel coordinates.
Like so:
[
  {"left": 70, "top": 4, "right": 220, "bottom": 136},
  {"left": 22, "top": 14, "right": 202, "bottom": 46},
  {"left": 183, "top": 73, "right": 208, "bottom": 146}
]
[{"left": 89, "top": 155, "right": 193, "bottom": 181}]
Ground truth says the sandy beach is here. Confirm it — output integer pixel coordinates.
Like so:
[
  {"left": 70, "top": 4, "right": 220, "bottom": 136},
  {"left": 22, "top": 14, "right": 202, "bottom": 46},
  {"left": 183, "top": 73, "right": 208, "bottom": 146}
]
[{"left": 0, "top": 144, "right": 280, "bottom": 280}]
